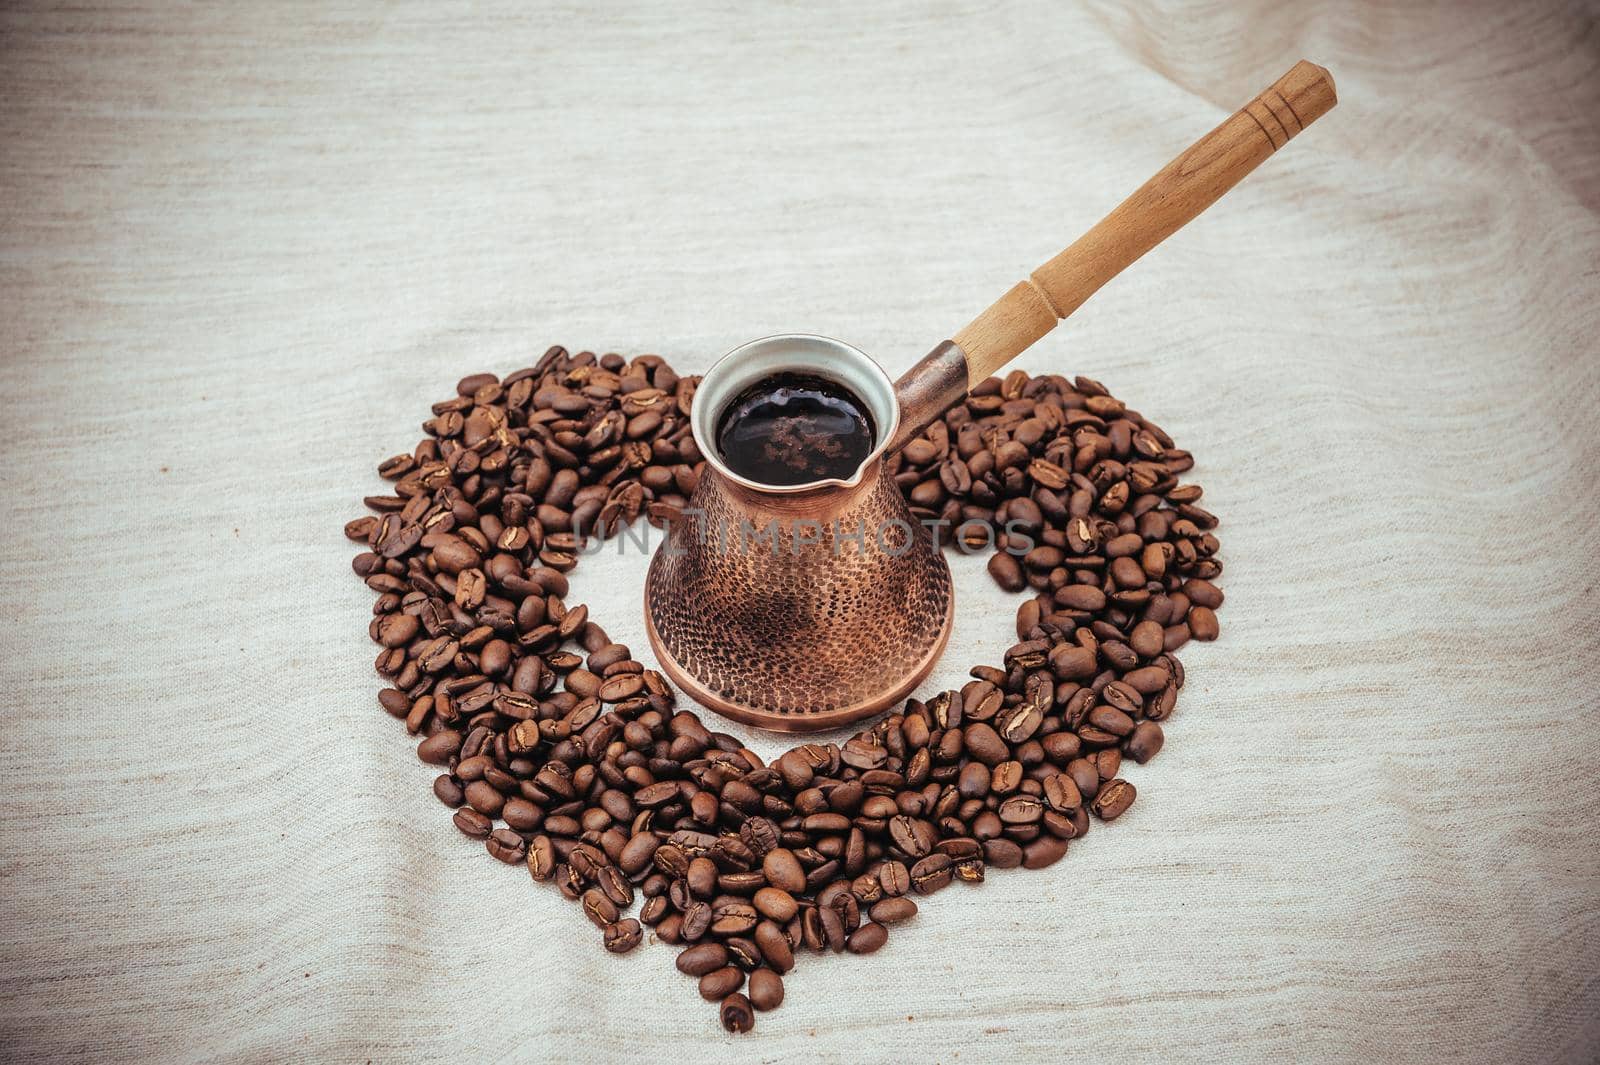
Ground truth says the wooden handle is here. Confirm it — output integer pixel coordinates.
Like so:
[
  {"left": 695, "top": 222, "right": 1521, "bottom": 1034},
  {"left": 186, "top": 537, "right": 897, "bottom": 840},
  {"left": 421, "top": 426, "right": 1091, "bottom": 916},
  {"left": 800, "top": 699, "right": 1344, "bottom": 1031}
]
[{"left": 952, "top": 60, "right": 1336, "bottom": 385}]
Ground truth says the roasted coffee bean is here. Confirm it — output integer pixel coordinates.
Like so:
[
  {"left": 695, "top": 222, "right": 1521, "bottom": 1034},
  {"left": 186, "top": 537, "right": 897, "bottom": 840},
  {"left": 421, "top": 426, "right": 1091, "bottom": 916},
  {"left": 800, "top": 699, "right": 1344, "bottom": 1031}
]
[
  {"left": 987, "top": 551, "right": 1026, "bottom": 592},
  {"left": 681, "top": 901, "right": 712, "bottom": 941},
  {"left": 417, "top": 729, "right": 462, "bottom": 766},
  {"left": 998, "top": 795, "right": 1044, "bottom": 824},
  {"left": 754, "top": 920, "right": 795, "bottom": 973},
  {"left": 720, "top": 992, "right": 755, "bottom": 1033},
  {"left": 597, "top": 866, "right": 633, "bottom": 908},
  {"left": 983, "top": 838, "right": 1024, "bottom": 868},
  {"left": 963, "top": 723, "right": 1008, "bottom": 766},
  {"left": 991, "top": 760, "right": 1022, "bottom": 794},
  {"left": 1049, "top": 643, "right": 1097, "bottom": 680},
  {"left": 603, "top": 918, "right": 642, "bottom": 953},
  {"left": 888, "top": 816, "right": 935, "bottom": 858},
  {"left": 870, "top": 897, "right": 918, "bottom": 924},
  {"left": 762, "top": 848, "right": 806, "bottom": 893},
  {"left": 432, "top": 775, "right": 464, "bottom": 807},
  {"left": 847, "top": 922, "right": 889, "bottom": 954},
  {"left": 818, "top": 904, "right": 846, "bottom": 952},
  {"left": 581, "top": 888, "right": 619, "bottom": 929},
  {"left": 1022, "top": 835, "right": 1069, "bottom": 869},
  {"left": 748, "top": 969, "right": 784, "bottom": 1011},
  {"left": 676, "top": 943, "right": 728, "bottom": 976},
  {"left": 486, "top": 828, "right": 526, "bottom": 864},
  {"left": 1091, "top": 778, "right": 1136, "bottom": 820},
  {"left": 687, "top": 856, "right": 718, "bottom": 898},
  {"left": 878, "top": 861, "right": 911, "bottom": 897},
  {"left": 1124, "top": 721, "right": 1164, "bottom": 763},
  {"left": 711, "top": 901, "right": 759, "bottom": 936},
  {"left": 464, "top": 780, "right": 504, "bottom": 818},
  {"left": 1043, "top": 774, "right": 1082, "bottom": 812},
  {"left": 699, "top": 966, "right": 744, "bottom": 1001},
  {"left": 527, "top": 836, "right": 556, "bottom": 881},
  {"left": 619, "top": 831, "right": 660, "bottom": 873},
  {"left": 656, "top": 913, "right": 684, "bottom": 945},
  {"left": 754, "top": 886, "right": 799, "bottom": 922},
  {"left": 909, "top": 854, "right": 954, "bottom": 895},
  {"left": 724, "top": 937, "right": 762, "bottom": 970},
  {"left": 1088, "top": 705, "right": 1135, "bottom": 737}
]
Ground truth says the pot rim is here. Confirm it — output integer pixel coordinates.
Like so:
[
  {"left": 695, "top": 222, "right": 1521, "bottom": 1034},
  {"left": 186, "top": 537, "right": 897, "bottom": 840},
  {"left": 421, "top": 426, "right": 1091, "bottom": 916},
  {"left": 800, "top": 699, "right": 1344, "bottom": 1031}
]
[{"left": 690, "top": 333, "right": 901, "bottom": 495}]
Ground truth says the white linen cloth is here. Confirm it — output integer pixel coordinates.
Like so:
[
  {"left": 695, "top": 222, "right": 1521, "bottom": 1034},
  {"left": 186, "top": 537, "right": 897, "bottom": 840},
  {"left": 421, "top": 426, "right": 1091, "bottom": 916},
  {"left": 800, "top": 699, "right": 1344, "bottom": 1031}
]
[{"left": 2, "top": 1, "right": 1596, "bottom": 1061}]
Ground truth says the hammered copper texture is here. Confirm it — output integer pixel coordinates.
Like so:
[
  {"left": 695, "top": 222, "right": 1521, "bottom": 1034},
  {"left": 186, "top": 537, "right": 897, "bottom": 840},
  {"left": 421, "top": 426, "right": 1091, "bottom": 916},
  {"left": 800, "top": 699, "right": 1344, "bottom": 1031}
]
[{"left": 645, "top": 463, "right": 953, "bottom": 730}]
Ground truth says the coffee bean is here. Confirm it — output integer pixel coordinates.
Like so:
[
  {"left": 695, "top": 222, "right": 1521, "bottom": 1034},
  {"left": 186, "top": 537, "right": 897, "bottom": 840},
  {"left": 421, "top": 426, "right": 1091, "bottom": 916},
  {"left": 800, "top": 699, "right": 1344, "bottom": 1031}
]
[
  {"left": 1088, "top": 705, "right": 1135, "bottom": 737},
  {"left": 1129, "top": 619, "right": 1165, "bottom": 657},
  {"left": 618, "top": 832, "right": 659, "bottom": 874},
  {"left": 748, "top": 969, "right": 784, "bottom": 1011},
  {"left": 598, "top": 674, "right": 645, "bottom": 702},
  {"left": 998, "top": 795, "right": 1044, "bottom": 824},
  {"left": 983, "top": 839, "right": 1024, "bottom": 868},
  {"left": 888, "top": 816, "right": 935, "bottom": 858},
  {"left": 687, "top": 856, "right": 718, "bottom": 898},
  {"left": 527, "top": 836, "right": 556, "bottom": 881},
  {"left": 754, "top": 886, "right": 799, "bottom": 922},
  {"left": 699, "top": 966, "right": 744, "bottom": 1001},
  {"left": 720, "top": 992, "right": 755, "bottom": 1033},
  {"left": 417, "top": 729, "right": 462, "bottom": 766},
  {"left": 676, "top": 943, "right": 727, "bottom": 976},
  {"left": 432, "top": 775, "right": 463, "bottom": 807},
  {"left": 754, "top": 920, "right": 795, "bottom": 973},
  {"left": 1022, "top": 835, "right": 1069, "bottom": 869},
  {"left": 582, "top": 888, "right": 619, "bottom": 929},
  {"left": 762, "top": 848, "right": 806, "bottom": 893},
  {"left": 711, "top": 901, "right": 759, "bottom": 936},
  {"left": 818, "top": 904, "right": 846, "bottom": 952},
  {"left": 604, "top": 918, "right": 642, "bottom": 953},
  {"left": 724, "top": 936, "right": 762, "bottom": 970},
  {"left": 681, "top": 901, "right": 712, "bottom": 941},
  {"left": 963, "top": 723, "right": 1008, "bottom": 766},
  {"left": 486, "top": 828, "right": 526, "bottom": 864},
  {"left": 1055, "top": 584, "right": 1106, "bottom": 612},
  {"left": 597, "top": 866, "right": 633, "bottom": 908},
  {"left": 640, "top": 896, "right": 669, "bottom": 926},
  {"left": 375, "top": 612, "right": 419, "bottom": 648},
  {"left": 1183, "top": 578, "right": 1224, "bottom": 608},
  {"left": 847, "top": 922, "right": 889, "bottom": 954},
  {"left": 1124, "top": 721, "right": 1164, "bottom": 763},
  {"left": 464, "top": 780, "right": 505, "bottom": 818},
  {"left": 987, "top": 551, "right": 1026, "bottom": 592},
  {"left": 878, "top": 861, "right": 910, "bottom": 897},
  {"left": 1124, "top": 665, "right": 1171, "bottom": 694},
  {"left": 909, "top": 854, "right": 954, "bottom": 895},
  {"left": 1049, "top": 643, "right": 1098, "bottom": 680},
  {"left": 1091, "top": 779, "right": 1136, "bottom": 820},
  {"left": 869, "top": 897, "right": 918, "bottom": 924},
  {"left": 1042, "top": 732, "right": 1081, "bottom": 764},
  {"left": 656, "top": 914, "right": 684, "bottom": 945},
  {"left": 1043, "top": 774, "right": 1082, "bottom": 812}
]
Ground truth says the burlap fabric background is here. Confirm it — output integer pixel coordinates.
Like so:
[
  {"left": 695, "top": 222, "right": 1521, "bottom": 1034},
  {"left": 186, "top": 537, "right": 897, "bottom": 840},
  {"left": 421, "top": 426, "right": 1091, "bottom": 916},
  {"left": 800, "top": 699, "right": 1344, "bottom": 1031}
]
[{"left": 3, "top": 2, "right": 1596, "bottom": 1061}]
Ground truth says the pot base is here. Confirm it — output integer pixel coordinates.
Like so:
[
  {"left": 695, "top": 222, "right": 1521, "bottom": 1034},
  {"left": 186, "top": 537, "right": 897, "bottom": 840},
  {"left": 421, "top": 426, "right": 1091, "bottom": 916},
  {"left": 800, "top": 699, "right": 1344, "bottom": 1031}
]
[{"left": 643, "top": 554, "right": 954, "bottom": 733}]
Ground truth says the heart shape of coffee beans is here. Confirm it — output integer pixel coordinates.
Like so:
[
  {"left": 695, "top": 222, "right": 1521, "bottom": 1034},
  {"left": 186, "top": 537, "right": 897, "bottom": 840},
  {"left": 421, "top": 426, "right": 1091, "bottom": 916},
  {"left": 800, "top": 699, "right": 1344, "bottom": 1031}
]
[{"left": 347, "top": 345, "right": 1223, "bottom": 1033}]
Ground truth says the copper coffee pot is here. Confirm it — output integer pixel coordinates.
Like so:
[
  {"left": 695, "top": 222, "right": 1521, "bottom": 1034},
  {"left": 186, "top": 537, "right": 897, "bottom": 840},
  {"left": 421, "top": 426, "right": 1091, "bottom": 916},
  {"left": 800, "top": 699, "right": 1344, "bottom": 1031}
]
[{"left": 645, "top": 61, "right": 1336, "bottom": 731}]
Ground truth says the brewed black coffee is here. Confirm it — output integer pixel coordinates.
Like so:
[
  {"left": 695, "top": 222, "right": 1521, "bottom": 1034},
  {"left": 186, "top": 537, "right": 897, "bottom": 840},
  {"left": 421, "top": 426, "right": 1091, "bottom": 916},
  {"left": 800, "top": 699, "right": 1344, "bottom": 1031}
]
[{"left": 715, "top": 373, "right": 876, "bottom": 486}]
